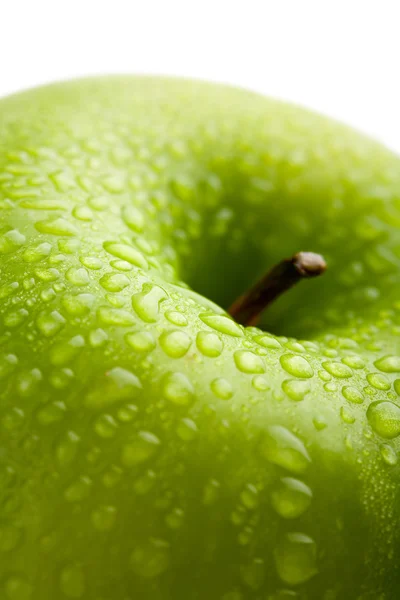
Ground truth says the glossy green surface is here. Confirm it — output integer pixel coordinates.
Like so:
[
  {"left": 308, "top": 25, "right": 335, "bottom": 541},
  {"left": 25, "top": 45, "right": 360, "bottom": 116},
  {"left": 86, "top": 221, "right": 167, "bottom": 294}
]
[{"left": 1, "top": 77, "right": 400, "bottom": 599}]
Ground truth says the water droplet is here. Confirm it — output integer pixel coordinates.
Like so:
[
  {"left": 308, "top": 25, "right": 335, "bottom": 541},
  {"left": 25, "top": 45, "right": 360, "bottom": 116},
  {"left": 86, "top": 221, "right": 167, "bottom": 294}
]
[
  {"left": 342, "top": 386, "right": 364, "bottom": 404},
  {"left": 280, "top": 354, "right": 313, "bottom": 378},
  {"left": 380, "top": 443, "right": 398, "bottom": 466},
  {"left": 64, "top": 476, "right": 93, "bottom": 502},
  {"left": 200, "top": 313, "right": 243, "bottom": 337},
  {"left": 88, "top": 328, "right": 108, "bottom": 347},
  {"left": 282, "top": 380, "right": 310, "bottom": 401},
  {"left": 121, "top": 205, "right": 145, "bottom": 232},
  {"left": 62, "top": 293, "right": 95, "bottom": 317},
  {"left": 342, "top": 355, "right": 365, "bottom": 369},
  {"left": 66, "top": 267, "right": 89, "bottom": 286},
  {"left": 196, "top": 330, "right": 223, "bottom": 357},
  {"left": 117, "top": 403, "right": 138, "bottom": 422},
  {"left": 367, "top": 401, "right": 400, "bottom": 439},
  {"left": 274, "top": 532, "right": 318, "bottom": 585},
  {"left": 4, "top": 308, "right": 29, "bottom": 328},
  {"left": 97, "top": 306, "right": 135, "bottom": 326},
  {"left": 176, "top": 418, "right": 198, "bottom": 441},
  {"left": 374, "top": 355, "right": 400, "bottom": 373},
  {"left": 125, "top": 330, "right": 155, "bottom": 353},
  {"left": 80, "top": 256, "right": 103, "bottom": 270},
  {"left": 99, "top": 272, "right": 130, "bottom": 292},
  {"left": 94, "top": 413, "right": 118, "bottom": 438},
  {"left": 130, "top": 538, "right": 170, "bottom": 578},
  {"left": 122, "top": 431, "right": 161, "bottom": 466},
  {"left": 36, "top": 401, "right": 67, "bottom": 425},
  {"left": 35, "top": 217, "right": 78, "bottom": 236},
  {"left": 240, "top": 483, "right": 259, "bottom": 509},
  {"left": 322, "top": 361, "right": 352, "bottom": 379},
  {"left": 59, "top": 564, "right": 85, "bottom": 598},
  {"left": 159, "top": 329, "right": 191, "bottom": 358},
  {"left": 210, "top": 377, "right": 233, "bottom": 400},
  {"left": 91, "top": 505, "right": 117, "bottom": 531},
  {"left": 110, "top": 259, "right": 133, "bottom": 271},
  {"left": 313, "top": 415, "right": 327, "bottom": 430},
  {"left": 340, "top": 406, "right": 355, "bottom": 424},
  {"left": 2, "top": 407, "right": 25, "bottom": 431},
  {"left": 162, "top": 372, "right": 194, "bottom": 405},
  {"left": 324, "top": 382, "right": 337, "bottom": 392},
  {"left": 254, "top": 334, "right": 281, "bottom": 349},
  {"left": 234, "top": 350, "right": 265, "bottom": 374},
  {"left": 240, "top": 558, "right": 265, "bottom": 591},
  {"left": 0, "top": 353, "right": 18, "bottom": 379},
  {"left": 50, "top": 335, "right": 85, "bottom": 366},
  {"left": 252, "top": 375, "right": 270, "bottom": 391},
  {"left": 271, "top": 477, "right": 312, "bottom": 518},
  {"left": 165, "top": 310, "right": 188, "bottom": 327},
  {"left": 40, "top": 287, "right": 56, "bottom": 303},
  {"left": 201, "top": 479, "right": 220, "bottom": 506},
  {"left": 34, "top": 266, "right": 60, "bottom": 282},
  {"left": 134, "top": 469, "right": 157, "bottom": 495},
  {"left": 0, "top": 524, "right": 22, "bottom": 552},
  {"left": 261, "top": 426, "right": 311, "bottom": 474},
  {"left": 132, "top": 283, "right": 167, "bottom": 322},
  {"left": 103, "top": 241, "right": 148, "bottom": 269},
  {"left": 85, "top": 367, "right": 141, "bottom": 409},
  {"left": 165, "top": 507, "right": 184, "bottom": 529},
  {"left": 4, "top": 575, "right": 33, "bottom": 600},
  {"left": 56, "top": 431, "right": 80, "bottom": 466},
  {"left": 23, "top": 241, "right": 51, "bottom": 263},
  {"left": 36, "top": 310, "right": 66, "bottom": 337},
  {"left": 0, "top": 229, "right": 26, "bottom": 254},
  {"left": 0, "top": 281, "right": 19, "bottom": 299},
  {"left": 367, "top": 373, "right": 391, "bottom": 391}
]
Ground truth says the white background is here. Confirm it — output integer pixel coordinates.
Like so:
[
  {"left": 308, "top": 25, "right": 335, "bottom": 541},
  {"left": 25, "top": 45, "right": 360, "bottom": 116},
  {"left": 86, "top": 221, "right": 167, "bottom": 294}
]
[{"left": 1, "top": 0, "right": 399, "bottom": 152}]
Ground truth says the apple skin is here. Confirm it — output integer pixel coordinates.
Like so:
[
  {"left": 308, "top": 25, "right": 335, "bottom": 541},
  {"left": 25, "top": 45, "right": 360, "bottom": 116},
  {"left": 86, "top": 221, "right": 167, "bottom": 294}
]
[{"left": 1, "top": 77, "right": 400, "bottom": 599}]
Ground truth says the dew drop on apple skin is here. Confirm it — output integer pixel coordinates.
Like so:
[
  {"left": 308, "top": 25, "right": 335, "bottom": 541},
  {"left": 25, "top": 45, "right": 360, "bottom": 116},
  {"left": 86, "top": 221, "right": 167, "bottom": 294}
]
[
  {"left": 240, "top": 557, "right": 265, "bottom": 591},
  {"left": 80, "top": 255, "right": 103, "bottom": 270},
  {"left": 342, "top": 386, "right": 364, "bottom": 404},
  {"left": 97, "top": 306, "right": 136, "bottom": 327},
  {"left": 240, "top": 483, "right": 259, "bottom": 509},
  {"left": 130, "top": 538, "right": 170, "bottom": 578},
  {"left": 342, "top": 354, "right": 365, "bottom": 369},
  {"left": 322, "top": 361, "right": 353, "bottom": 379},
  {"left": 90, "top": 505, "right": 117, "bottom": 534},
  {"left": 162, "top": 371, "right": 194, "bottom": 405},
  {"left": 199, "top": 313, "right": 243, "bottom": 337},
  {"left": 64, "top": 476, "right": 93, "bottom": 503},
  {"left": 271, "top": 477, "right": 312, "bottom": 519},
  {"left": 56, "top": 430, "right": 80, "bottom": 467},
  {"left": 4, "top": 575, "right": 33, "bottom": 600},
  {"left": 261, "top": 426, "right": 311, "bottom": 474},
  {"left": 234, "top": 350, "right": 265, "bottom": 374},
  {"left": 103, "top": 241, "right": 148, "bottom": 270},
  {"left": 367, "top": 401, "right": 400, "bottom": 439},
  {"left": 374, "top": 355, "right": 400, "bottom": 373},
  {"left": 210, "top": 377, "right": 233, "bottom": 400},
  {"left": 159, "top": 329, "right": 192, "bottom": 358},
  {"left": 380, "top": 444, "right": 398, "bottom": 466},
  {"left": 367, "top": 373, "right": 391, "bottom": 391},
  {"left": 176, "top": 417, "right": 198, "bottom": 441},
  {"left": 254, "top": 334, "right": 281, "bottom": 349},
  {"left": 280, "top": 354, "right": 313, "bottom": 379},
  {"left": 165, "top": 310, "right": 188, "bottom": 327},
  {"left": 125, "top": 331, "right": 155, "bottom": 353},
  {"left": 22, "top": 241, "right": 52, "bottom": 263},
  {"left": 99, "top": 272, "right": 130, "bottom": 292},
  {"left": 131, "top": 283, "right": 167, "bottom": 322},
  {"left": 94, "top": 413, "right": 118, "bottom": 439},
  {"left": 59, "top": 564, "right": 86, "bottom": 598},
  {"left": 282, "top": 379, "right": 310, "bottom": 401},
  {"left": 36, "top": 401, "right": 67, "bottom": 426},
  {"left": 196, "top": 330, "right": 223, "bottom": 357},
  {"left": 274, "top": 532, "right": 318, "bottom": 585},
  {"left": 121, "top": 431, "right": 161, "bottom": 467},
  {"left": 269, "top": 591, "right": 299, "bottom": 599}
]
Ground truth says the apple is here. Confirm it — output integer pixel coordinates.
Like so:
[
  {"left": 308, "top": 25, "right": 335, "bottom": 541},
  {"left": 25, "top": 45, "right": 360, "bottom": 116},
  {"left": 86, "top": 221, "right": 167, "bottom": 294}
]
[{"left": 1, "top": 76, "right": 400, "bottom": 600}]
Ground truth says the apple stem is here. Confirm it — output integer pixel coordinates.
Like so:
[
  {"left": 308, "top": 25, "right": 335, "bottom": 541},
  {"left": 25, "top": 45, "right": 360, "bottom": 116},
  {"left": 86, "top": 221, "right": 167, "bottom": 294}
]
[{"left": 228, "top": 251, "right": 327, "bottom": 327}]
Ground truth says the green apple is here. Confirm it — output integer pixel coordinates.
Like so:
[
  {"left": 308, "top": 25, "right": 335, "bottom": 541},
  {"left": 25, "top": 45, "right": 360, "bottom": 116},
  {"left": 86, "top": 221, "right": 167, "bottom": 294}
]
[{"left": 1, "top": 77, "right": 400, "bottom": 600}]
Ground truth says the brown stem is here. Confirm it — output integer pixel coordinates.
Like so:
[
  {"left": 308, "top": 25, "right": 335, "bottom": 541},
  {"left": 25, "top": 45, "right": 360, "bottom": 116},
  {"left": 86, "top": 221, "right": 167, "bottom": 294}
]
[{"left": 228, "top": 251, "right": 327, "bottom": 327}]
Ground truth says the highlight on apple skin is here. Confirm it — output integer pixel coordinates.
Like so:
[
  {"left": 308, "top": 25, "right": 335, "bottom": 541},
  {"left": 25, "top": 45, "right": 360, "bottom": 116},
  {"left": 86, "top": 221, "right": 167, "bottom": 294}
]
[{"left": 1, "top": 76, "right": 400, "bottom": 599}]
